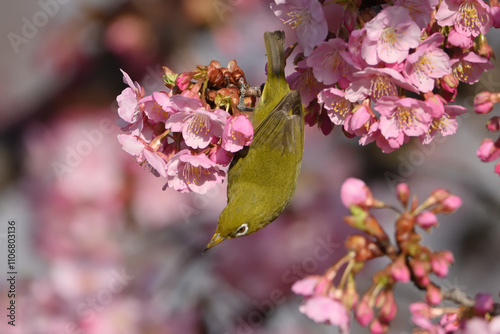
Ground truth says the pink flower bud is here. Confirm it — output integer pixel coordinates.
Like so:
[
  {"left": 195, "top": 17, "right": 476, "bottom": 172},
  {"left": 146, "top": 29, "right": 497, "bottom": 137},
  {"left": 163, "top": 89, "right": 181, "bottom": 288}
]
[
  {"left": 355, "top": 296, "right": 374, "bottom": 327},
  {"left": 391, "top": 256, "right": 410, "bottom": 282},
  {"left": 441, "top": 74, "right": 459, "bottom": 92},
  {"left": 431, "top": 251, "right": 454, "bottom": 277},
  {"left": 440, "top": 312, "right": 459, "bottom": 332},
  {"left": 474, "top": 91, "right": 495, "bottom": 114},
  {"left": 430, "top": 188, "right": 450, "bottom": 203},
  {"left": 441, "top": 195, "right": 462, "bottom": 213},
  {"left": 410, "top": 259, "right": 429, "bottom": 279},
  {"left": 379, "top": 291, "right": 397, "bottom": 322},
  {"left": 369, "top": 319, "right": 388, "bottom": 334},
  {"left": 426, "top": 284, "right": 442, "bottom": 305},
  {"left": 340, "top": 178, "right": 372, "bottom": 208},
  {"left": 475, "top": 293, "right": 494, "bottom": 315},
  {"left": 487, "top": 116, "right": 500, "bottom": 132},
  {"left": 176, "top": 72, "right": 192, "bottom": 91},
  {"left": 493, "top": 6, "right": 500, "bottom": 28},
  {"left": 416, "top": 211, "right": 439, "bottom": 228},
  {"left": 477, "top": 138, "right": 500, "bottom": 162},
  {"left": 396, "top": 183, "right": 410, "bottom": 207}
]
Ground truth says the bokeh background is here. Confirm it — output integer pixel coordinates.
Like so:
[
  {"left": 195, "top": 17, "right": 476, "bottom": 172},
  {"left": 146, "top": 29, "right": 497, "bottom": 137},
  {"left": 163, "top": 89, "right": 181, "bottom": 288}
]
[{"left": 0, "top": 1, "right": 499, "bottom": 333}]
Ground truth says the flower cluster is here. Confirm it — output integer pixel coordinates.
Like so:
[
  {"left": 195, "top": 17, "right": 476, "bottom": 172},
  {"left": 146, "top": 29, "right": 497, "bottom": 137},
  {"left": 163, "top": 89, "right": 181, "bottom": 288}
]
[
  {"left": 116, "top": 61, "right": 254, "bottom": 194},
  {"left": 474, "top": 90, "right": 500, "bottom": 175},
  {"left": 411, "top": 293, "right": 500, "bottom": 333},
  {"left": 292, "top": 178, "right": 472, "bottom": 333},
  {"left": 272, "top": 0, "right": 496, "bottom": 153}
]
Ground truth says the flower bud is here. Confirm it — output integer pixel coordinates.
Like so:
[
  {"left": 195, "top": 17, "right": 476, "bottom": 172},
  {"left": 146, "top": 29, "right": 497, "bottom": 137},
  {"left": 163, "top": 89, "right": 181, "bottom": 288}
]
[
  {"left": 477, "top": 138, "right": 500, "bottom": 162},
  {"left": 475, "top": 293, "right": 494, "bottom": 315},
  {"left": 176, "top": 72, "right": 193, "bottom": 91},
  {"left": 409, "top": 258, "right": 430, "bottom": 279},
  {"left": 493, "top": 5, "right": 500, "bottom": 28},
  {"left": 431, "top": 251, "right": 454, "bottom": 277},
  {"left": 369, "top": 318, "right": 388, "bottom": 334},
  {"left": 426, "top": 284, "right": 442, "bottom": 305},
  {"left": 441, "top": 195, "right": 462, "bottom": 213},
  {"left": 396, "top": 183, "right": 410, "bottom": 207},
  {"left": 487, "top": 116, "right": 500, "bottom": 132},
  {"left": 477, "top": 34, "right": 495, "bottom": 60},
  {"left": 474, "top": 91, "right": 495, "bottom": 114},
  {"left": 355, "top": 295, "right": 374, "bottom": 327},
  {"left": 415, "top": 211, "right": 438, "bottom": 229},
  {"left": 391, "top": 256, "right": 410, "bottom": 283},
  {"left": 340, "top": 178, "right": 373, "bottom": 208},
  {"left": 440, "top": 312, "right": 460, "bottom": 332},
  {"left": 378, "top": 290, "right": 397, "bottom": 322}
]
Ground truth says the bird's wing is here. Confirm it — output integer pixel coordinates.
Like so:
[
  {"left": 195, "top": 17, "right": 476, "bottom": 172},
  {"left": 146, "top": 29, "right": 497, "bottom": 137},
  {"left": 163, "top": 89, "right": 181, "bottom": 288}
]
[{"left": 251, "top": 90, "right": 303, "bottom": 155}]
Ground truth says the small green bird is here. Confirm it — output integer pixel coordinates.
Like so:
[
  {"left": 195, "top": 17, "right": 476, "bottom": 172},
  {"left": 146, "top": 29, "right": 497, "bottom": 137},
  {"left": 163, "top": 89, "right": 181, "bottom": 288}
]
[{"left": 204, "top": 31, "right": 304, "bottom": 251}]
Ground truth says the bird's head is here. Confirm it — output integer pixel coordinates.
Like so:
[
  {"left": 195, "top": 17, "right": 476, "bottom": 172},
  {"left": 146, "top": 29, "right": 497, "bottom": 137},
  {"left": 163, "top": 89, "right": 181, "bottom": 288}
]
[{"left": 203, "top": 208, "right": 262, "bottom": 252}]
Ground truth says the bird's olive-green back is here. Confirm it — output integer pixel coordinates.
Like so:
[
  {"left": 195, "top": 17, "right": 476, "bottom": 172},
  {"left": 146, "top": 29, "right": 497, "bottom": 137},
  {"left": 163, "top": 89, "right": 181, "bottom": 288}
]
[{"left": 214, "top": 30, "right": 305, "bottom": 241}]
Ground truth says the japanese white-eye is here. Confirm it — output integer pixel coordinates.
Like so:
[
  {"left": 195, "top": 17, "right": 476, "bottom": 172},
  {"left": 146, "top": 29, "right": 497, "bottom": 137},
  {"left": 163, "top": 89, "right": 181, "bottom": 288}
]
[{"left": 204, "top": 31, "right": 304, "bottom": 251}]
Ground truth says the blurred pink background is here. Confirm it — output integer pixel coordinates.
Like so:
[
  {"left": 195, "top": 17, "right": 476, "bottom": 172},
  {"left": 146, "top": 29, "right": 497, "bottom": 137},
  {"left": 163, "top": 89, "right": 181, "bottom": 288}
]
[{"left": 0, "top": 1, "right": 499, "bottom": 333}]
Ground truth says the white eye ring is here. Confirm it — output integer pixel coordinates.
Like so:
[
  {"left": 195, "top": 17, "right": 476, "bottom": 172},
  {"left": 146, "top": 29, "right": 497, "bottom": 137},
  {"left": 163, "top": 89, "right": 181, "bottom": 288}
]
[{"left": 235, "top": 223, "right": 249, "bottom": 237}]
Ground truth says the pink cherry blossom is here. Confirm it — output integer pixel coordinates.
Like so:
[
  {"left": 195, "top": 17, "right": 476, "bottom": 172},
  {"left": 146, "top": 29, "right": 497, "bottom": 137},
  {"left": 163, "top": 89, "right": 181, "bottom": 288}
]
[
  {"left": 166, "top": 108, "right": 228, "bottom": 149},
  {"left": 435, "top": 0, "right": 492, "bottom": 37},
  {"left": 317, "top": 88, "right": 354, "bottom": 125},
  {"left": 208, "top": 145, "right": 233, "bottom": 166},
  {"left": 394, "top": 0, "right": 435, "bottom": 28},
  {"left": 141, "top": 92, "right": 171, "bottom": 123},
  {"left": 404, "top": 33, "right": 452, "bottom": 93},
  {"left": 306, "top": 38, "right": 354, "bottom": 86},
  {"left": 450, "top": 51, "right": 494, "bottom": 84},
  {"left": 288, "top": 60, "right": 325, "bottom": 106},
  {"left": 291, "top": 275, "right": 321, "bottom": 296},
  {"left": 271, "top": 0, "right": 328, "bottom": 56},
  {"left": 360, "top": 121, "right": 407, "bottom": 153},
  {"left": 299, "top": 296, "right": 350, "bottom": 333},
  {"left": 346, "top": 67, "right": 417, "bottom": 102},
  {"left": 346, "top": 28, "right": 368, "bottom": 70},
  {"left": 117, "top": 69, "right": 145, "bottom": 125},
  {"left": 361, "top": 6, "right": 421, "bottom": 65},
  {"left": 375, "top": 96, "right": 433, "bottom": 140},
  {"left": 221, "top": 115, "right": 254, "bottom": 152},
  {"left": 117, "top": 133, "right": 168, "bottom": 177},
  {"left": 447, "top": 27, "right": 474, "bottom": 48},
  {"left": 477, "top": 138, "right": 500, "bottom": 162},
  {"left": 166, "top": 149, "right": 225, "bottom": 194},
  {"left": 419, "top": 104, "right": 466, "bottom": 144},
  {"left": 411, "top": 303, "right": 447, "bottom": 334},
  {"left": 455, "top": 316, "right": 500, "bottom": 334},
  {"left": 344, "top": 104, "right": 375, "bottom": 136}
]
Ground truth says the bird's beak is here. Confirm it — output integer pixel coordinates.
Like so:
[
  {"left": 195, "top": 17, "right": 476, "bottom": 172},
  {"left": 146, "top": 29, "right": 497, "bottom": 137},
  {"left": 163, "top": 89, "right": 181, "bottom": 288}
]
[{"left": 203, "top": 233, "right": 225, "bottom": 253}]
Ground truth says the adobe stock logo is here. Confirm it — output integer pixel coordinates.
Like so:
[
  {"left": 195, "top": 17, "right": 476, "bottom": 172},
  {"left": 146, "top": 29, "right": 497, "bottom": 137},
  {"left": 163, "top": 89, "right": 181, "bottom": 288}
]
[{"left": 7, "top": 0, "right": 72, "bottom": 54}]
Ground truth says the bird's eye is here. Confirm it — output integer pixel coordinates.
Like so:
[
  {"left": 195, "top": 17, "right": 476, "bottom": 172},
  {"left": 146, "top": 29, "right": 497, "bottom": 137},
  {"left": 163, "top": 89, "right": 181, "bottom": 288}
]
[{"left": 235, "top": 223, "right": 249, "bottom": 237}]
